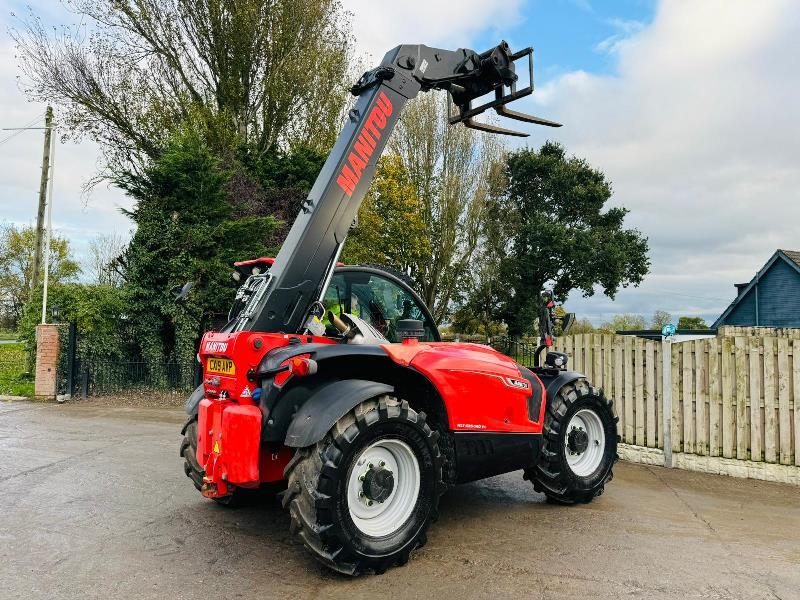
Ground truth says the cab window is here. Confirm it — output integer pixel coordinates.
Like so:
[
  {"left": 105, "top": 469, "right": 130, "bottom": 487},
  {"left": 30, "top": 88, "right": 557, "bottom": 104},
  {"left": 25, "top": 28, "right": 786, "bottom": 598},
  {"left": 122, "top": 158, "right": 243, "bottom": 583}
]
[{"left": 323, "top": 271, "right": 437, "bottom": 342}]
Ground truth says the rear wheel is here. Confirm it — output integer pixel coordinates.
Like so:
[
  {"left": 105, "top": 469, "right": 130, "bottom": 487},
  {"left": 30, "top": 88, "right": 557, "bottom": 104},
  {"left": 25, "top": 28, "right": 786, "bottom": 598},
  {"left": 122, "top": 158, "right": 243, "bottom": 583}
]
[
  {"left": 526, "top": 378, "right": 618, "bottom": 504},
  {"left": 180, "top": 417, "right": 204, "bottom": 491},
  {"left": 282, "top": 395, "right": 443, "bottom": 575}
]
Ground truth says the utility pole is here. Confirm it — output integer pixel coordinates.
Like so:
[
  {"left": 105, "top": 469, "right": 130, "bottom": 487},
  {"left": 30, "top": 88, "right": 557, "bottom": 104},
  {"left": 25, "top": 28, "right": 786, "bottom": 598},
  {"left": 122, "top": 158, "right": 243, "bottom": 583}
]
[
  {"left": 31, "top": 106, "right": 53, "bottom": 292},
  {"left": 41, "top": 130, "right": 56, "bottom": 325}
]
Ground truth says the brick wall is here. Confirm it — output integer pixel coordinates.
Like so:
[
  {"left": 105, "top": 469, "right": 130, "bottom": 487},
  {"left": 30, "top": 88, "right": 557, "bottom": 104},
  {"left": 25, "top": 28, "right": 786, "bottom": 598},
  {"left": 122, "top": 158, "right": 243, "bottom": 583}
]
[{"left": 35, "top": 324, "right": 60, "bottom": 399}]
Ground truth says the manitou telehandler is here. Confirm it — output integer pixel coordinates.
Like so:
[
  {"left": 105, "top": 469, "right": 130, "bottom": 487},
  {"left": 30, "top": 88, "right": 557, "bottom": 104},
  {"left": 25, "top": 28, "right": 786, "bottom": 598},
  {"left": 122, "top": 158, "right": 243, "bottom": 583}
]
[{"left": 180, "top": 40, "right": 618, "bottom": 575}]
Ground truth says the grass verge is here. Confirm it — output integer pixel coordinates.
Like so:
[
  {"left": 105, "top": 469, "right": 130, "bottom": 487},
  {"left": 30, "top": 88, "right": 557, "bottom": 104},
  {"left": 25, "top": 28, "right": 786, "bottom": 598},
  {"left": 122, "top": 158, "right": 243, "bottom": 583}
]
[{"left": 0, "top": 343, "right": 34, "bottom": 397}]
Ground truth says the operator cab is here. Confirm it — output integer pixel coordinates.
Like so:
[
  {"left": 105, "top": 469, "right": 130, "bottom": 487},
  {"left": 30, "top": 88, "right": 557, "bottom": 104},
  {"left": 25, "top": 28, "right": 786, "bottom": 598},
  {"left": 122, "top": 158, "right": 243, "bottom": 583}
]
[
  {"left": 224, "top": 260, "right": 439, "bottom": 343},
  {"left": 322, "top": 266, "right": 439, "bottom": 342}
]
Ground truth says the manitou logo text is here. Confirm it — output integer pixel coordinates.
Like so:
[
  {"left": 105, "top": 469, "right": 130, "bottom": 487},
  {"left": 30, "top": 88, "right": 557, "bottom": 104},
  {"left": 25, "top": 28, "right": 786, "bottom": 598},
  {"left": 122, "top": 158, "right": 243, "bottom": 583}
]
[
  {"left": 336, "top": 92, "right": 393, "bottom": 197},
  {"left": 204, "top": 341, "right": 229, "bottom": 354}
]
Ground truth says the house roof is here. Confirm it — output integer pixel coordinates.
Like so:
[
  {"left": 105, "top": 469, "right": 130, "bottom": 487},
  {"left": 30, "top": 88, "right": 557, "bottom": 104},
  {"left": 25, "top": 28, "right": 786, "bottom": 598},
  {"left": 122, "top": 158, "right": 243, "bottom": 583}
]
[
  {"left": 782, "top": 249, "right": 800, "bottom": 268},
  {"left": 712, "top": 250, "right": 800, "bottom": 328}
]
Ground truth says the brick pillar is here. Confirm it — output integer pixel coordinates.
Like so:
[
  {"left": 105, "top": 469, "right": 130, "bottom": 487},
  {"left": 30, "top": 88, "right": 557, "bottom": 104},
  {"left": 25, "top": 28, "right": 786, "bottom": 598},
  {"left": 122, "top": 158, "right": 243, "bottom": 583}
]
[{"left": 35, "top": 324, "right": 60, "bottom": 400}]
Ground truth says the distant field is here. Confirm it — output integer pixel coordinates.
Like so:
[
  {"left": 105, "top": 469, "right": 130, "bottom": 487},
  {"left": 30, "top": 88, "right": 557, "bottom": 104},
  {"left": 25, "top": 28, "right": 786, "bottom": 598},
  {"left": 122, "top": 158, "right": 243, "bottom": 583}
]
[
  {"left": 0, "top": 331, "right": 19, "bottom": 341},
  {"left": 0, "top": 343, "right": 34, "bottom": 396}
]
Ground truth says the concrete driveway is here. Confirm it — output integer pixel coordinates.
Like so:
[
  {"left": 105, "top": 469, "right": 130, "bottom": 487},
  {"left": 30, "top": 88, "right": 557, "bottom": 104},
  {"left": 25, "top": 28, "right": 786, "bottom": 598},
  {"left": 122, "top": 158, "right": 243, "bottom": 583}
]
[{"left": 1, "top": 400, "right": 798, "bottom": 600}]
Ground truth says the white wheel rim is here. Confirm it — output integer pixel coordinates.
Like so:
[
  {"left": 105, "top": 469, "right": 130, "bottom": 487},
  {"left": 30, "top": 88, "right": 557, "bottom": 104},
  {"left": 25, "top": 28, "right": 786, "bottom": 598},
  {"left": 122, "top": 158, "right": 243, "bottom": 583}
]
[
  {"left": 565, "top": 408, "right": 606, "bottom": 477},
  {"left": 347, "top": 438, "right": 420, "bottom": 537}
]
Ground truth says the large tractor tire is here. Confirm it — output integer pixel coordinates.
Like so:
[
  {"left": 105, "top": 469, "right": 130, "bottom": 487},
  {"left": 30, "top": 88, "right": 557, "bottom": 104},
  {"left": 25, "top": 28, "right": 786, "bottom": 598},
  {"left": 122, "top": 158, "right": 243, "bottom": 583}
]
[
  {"left": 526, "top": 378, "right": 618, "bottom": 504},
  {"left": 282, "top": 395, "right": 443, "bottom": 575}
]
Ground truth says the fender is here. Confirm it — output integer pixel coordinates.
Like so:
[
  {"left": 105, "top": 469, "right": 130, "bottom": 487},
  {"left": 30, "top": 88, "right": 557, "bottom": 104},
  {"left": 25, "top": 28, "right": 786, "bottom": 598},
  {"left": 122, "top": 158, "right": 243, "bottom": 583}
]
[
  {"left": 257, "top": 343, "right": 393, "bottom": 441},
  {"left": 185, "top": 383, "right": 205, "bottom": 418},
  {"left": 538, "top": 369, "right": 585, "bottom": 401},
  {"left": 284, "top": 379, "right": 393, "bottom": 447}
]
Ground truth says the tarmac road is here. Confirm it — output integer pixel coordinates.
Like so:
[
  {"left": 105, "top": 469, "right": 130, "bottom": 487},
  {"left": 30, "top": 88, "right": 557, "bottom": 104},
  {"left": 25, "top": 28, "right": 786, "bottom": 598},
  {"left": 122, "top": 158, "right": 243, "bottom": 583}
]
[{"left": 2, "top": 400, "right": 798, "bottom": 600}]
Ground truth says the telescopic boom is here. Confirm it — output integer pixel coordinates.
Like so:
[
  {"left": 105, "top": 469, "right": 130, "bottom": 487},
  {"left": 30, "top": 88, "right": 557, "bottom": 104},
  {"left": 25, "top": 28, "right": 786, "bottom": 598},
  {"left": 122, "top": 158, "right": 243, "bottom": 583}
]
[{"left": 234, "top": 41, "right": 559, "bottom": 334}]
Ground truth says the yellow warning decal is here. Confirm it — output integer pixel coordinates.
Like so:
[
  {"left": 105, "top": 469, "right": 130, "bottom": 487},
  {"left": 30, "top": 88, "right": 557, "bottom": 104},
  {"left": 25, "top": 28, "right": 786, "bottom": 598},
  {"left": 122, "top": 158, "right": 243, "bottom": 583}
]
[{"left": 213, "top": 440, "right": 221, "bottom": 454}]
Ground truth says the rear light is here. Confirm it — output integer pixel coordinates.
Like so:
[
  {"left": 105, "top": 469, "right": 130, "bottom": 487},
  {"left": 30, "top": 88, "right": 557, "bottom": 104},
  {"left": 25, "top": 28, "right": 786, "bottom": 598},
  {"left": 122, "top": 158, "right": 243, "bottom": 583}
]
[
  {"left": 273, "top": 354, "right": 318, "bottom": 387},
  {"left": 289, "top": 356, "right": 318, "bottom": 377}
]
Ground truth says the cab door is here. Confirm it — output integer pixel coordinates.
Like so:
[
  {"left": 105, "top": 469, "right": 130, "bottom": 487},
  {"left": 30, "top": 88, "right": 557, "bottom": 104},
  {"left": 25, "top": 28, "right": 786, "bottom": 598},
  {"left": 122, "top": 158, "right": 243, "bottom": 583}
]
[{"left": 324, "top": 266, "right": 440, "bottom": 342}]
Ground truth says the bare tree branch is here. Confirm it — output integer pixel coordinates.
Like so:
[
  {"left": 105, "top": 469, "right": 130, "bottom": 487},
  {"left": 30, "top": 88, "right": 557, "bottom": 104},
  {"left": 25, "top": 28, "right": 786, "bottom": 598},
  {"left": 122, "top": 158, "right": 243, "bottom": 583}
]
[{"left": 11, "top": 0, "right": 352, "bottom": 174}]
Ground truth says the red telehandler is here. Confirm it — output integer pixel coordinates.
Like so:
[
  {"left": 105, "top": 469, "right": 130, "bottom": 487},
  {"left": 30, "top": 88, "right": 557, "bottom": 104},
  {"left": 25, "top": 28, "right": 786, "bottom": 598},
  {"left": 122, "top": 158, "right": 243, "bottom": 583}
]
[{"left": 180, "top": 41, "right": 618, "bottom": 575}]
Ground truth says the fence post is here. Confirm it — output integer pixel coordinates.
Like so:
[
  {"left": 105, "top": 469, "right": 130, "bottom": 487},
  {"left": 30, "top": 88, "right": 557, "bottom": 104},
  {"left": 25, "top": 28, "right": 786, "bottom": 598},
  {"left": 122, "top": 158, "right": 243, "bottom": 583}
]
[
  {"left": 65, "top": 321, "right": 77, "bottom": 398},
  {"left": 661, "top": 337, "right": 674, "bottom": 468}
]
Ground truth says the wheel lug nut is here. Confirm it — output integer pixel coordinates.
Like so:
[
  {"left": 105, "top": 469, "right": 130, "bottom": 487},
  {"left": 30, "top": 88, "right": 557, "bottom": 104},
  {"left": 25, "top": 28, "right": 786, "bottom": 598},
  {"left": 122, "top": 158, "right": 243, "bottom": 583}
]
[{"left": 380, "top": 461, "right": 385, "bottom": 467}]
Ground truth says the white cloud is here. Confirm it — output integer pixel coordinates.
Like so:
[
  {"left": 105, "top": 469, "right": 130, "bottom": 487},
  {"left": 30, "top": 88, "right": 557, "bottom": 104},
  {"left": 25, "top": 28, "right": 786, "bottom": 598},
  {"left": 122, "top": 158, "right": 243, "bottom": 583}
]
[
  {"left": 341, "top": 0, "right": 523, "bottom": 62},
  {"left": 521, "top": 0, "right": 800, "bottom": 325},
  {"left": 0, "top": 37, "right": 133, "bottom": 273},
  {"left": 2, "top": 0, "right": 798, "bottom": 329},
  {"left": 595, "top": 18, "right": 645, "bottom": 54},
  {"left": 1, "top": 1, "right": 521, "bottom": 272}
]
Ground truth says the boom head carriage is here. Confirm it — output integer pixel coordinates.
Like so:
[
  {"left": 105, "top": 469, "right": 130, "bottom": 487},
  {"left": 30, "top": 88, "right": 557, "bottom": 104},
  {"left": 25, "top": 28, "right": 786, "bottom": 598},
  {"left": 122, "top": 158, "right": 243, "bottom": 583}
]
[{"left": 354, "top": 41, "right": 561, "bottom": 137}]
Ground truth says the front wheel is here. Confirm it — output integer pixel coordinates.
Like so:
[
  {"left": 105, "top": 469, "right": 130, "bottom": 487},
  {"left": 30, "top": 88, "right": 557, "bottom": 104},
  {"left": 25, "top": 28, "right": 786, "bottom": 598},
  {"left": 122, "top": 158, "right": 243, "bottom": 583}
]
[
  {"left": 526, "top": 378, "right": 618, "bottom": 504},
  {"left": 282, "top": 395, "right": 443, "bottom": 575}
]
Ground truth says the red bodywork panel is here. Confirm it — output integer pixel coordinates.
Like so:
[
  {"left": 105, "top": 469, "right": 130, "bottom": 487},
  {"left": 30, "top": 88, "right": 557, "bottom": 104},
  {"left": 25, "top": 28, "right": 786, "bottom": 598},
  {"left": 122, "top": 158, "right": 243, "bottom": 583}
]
[
  {"left": 383, "top": 341, "right": 545, "bottom": 433},
  {"left": 195, "top": 331, "right": 545, "bottom": 498},
  {"left": 197, "top": 399, "right": 261, "bottom": 495},
  {"left": 196, "top": 330, "right": 335, "bottom": 497}
]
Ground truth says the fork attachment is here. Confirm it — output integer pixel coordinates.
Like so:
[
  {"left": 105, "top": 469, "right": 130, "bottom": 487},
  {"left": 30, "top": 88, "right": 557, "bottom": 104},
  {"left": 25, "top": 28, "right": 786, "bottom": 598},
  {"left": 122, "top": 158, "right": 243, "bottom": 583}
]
[{"left": 445, "top": 45, "right": 562, "bottom": 137}]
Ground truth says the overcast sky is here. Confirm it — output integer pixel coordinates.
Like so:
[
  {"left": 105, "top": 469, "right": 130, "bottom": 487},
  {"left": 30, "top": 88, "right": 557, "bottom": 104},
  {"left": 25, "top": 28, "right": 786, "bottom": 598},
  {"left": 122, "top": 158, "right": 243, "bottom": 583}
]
[{"left": 1, "top": 0, "right": 798, "bottom": 326}]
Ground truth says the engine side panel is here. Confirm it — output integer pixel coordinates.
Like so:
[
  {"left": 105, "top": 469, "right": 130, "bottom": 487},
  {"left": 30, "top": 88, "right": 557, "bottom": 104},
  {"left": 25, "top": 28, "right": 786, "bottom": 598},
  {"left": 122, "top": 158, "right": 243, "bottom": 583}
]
[
  {"left": 384, "top": 342, "right": 544, "bottom": 434},
  {"left": 453, "top": 432, "right": 541, "bottom": 483}
]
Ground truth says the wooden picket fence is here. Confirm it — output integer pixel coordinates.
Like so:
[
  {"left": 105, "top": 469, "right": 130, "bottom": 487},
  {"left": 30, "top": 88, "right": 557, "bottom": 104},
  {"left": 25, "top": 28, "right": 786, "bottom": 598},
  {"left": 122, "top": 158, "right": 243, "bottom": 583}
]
[{"left": 552, "top": 333, "right": 800, "bottom": 468}]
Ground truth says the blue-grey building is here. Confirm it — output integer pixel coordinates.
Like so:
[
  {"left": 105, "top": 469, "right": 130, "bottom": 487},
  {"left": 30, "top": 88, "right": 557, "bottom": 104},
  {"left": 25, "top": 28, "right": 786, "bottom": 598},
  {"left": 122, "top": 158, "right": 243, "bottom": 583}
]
[{"left": 713, "top": 250, "right": 800, "bottom": 328}]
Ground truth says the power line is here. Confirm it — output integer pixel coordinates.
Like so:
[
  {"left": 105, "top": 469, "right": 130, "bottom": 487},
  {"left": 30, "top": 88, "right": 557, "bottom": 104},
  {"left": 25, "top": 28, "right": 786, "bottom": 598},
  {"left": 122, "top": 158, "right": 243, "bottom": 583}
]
[{"left": 0, "top": 113, "right": 46, "bottom": 148}]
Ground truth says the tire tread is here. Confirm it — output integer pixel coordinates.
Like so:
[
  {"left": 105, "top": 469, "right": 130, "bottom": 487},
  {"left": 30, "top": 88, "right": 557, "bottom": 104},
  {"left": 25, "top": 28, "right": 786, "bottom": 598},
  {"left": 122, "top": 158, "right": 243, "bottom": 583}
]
[
  {"left": 527, "top": 379, "right": 619, "bottom": 505},
  {"left": 283, "top": 394, "right": 442, "bottom": 575}
]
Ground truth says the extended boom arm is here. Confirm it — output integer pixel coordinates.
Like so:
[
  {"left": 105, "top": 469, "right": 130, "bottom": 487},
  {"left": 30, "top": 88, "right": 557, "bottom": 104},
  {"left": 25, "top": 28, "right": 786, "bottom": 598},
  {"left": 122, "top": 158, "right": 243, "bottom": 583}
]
[{"left": 235, "top": 41, "right": 559, "bottom": 334}]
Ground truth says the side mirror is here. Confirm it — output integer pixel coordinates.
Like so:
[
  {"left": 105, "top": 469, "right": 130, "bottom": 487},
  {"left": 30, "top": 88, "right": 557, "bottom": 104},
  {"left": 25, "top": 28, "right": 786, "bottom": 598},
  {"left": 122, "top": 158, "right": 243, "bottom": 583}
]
[{"left": 538, "top": 290, "right": 555, "bottom": 345}]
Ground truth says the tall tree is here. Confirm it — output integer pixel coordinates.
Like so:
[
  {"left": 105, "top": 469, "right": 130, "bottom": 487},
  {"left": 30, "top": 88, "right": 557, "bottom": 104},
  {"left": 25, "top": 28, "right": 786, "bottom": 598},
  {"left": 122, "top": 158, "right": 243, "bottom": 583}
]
[
  {"left": 0, "top": 224, "right": 80, "bottom": 326},
  {"left": 499, "top": 142, "right": 650, "bottom": 336},
  {"left": 341, "top": 155, "right": 430, "bottom": 272},
  {"left": 389, "top": 93, "right": 502, "bottom": 322},
  {"left": 599, "top": 314, "right": 647, "bottom": 333},
  {"left": 86, "top": 233, "right": 128, "bottom": 287},
  {"left": 116, "top": 130, "right": 278, "bottom": 365},
  {"left": 651, "top": 310, "right": 672, "bottom": 329},
  {"left": 449, "top": 159, "right": 508, "bottom": 336},
  {"left": 677, "top": 316, "right": 708, "bottom": 330},
  {"left": 13, "top": 0, "right": 352, "bottom": 172}
]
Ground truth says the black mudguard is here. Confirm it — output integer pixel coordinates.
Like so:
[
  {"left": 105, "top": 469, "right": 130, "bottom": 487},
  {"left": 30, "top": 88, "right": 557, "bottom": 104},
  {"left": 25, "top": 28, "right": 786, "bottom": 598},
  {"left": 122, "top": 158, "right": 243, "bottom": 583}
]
[
  {"left": 284, "top": 379, "right": 394, "bottom": 447},
  {"left": 538, "top": 369, "right": 585, "bottom": 402},
  {"left": 185, "top": 384, "right": 205, "bottom": 417}
]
